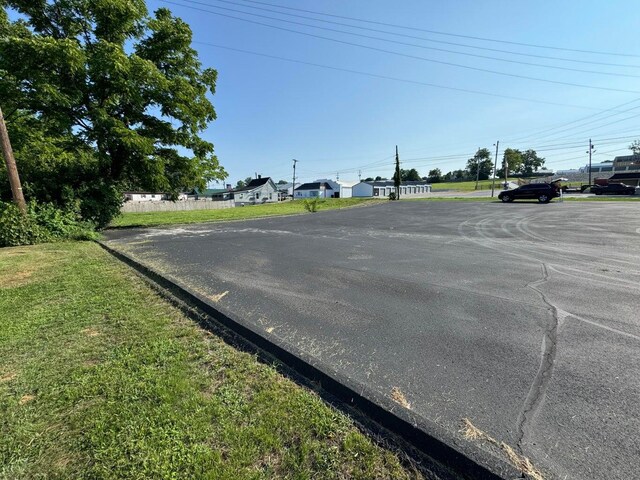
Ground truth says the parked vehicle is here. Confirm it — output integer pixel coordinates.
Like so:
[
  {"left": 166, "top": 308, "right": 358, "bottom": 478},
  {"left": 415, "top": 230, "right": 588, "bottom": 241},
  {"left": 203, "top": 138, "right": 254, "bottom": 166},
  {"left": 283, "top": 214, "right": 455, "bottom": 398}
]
[
  {"left": 498, "top": 183, "right": 560, "bottom": 203},
  {"left": 591, "top": 183, "right": 636, "bottom": 195}
]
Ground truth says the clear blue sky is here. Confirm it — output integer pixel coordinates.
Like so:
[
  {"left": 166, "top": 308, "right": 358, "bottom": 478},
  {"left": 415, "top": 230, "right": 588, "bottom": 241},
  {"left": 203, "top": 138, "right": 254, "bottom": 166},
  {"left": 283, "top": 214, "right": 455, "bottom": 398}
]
[{"left": 148, "top": 0, "right": 640, "bottom": 185}]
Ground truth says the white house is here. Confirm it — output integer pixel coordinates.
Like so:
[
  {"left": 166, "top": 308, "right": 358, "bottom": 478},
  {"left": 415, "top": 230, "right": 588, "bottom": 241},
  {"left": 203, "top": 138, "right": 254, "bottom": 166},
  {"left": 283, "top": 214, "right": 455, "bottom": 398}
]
[
  {"left": 314, "top": 179, "right": 355, "bottom": 198},
  {"left": 123, "top": 192, "right": 168, "bottom": 202},
  {"left": 233, "top": 176, "right": 279, "bottom": 206},
  {"left": 294, "top": 182, "right": 335, "bottom": 198},
  {"left": 352, "top": 180, "right": 432, "bottom": 198}
]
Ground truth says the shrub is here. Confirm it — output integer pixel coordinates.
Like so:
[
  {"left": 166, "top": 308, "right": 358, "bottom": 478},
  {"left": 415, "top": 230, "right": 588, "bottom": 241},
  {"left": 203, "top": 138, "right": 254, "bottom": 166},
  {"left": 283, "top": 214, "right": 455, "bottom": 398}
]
[
  {"left": 388, "top": 192, "right": 397, "bottom": 201},
  {"left": 0, "top": 203, "right": 48, "bottom": 247},
  {"left": 0, "top": 201, "right": 98, "bottom": 248},
  {"left": 303, "top": 198, "right": 320, "bottom": 213}
]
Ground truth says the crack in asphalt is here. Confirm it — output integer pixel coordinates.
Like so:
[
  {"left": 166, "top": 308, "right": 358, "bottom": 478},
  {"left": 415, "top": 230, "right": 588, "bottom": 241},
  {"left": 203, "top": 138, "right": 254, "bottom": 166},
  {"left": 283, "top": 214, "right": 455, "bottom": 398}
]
[{"left": 516, "top": 263, "right": 560, "bottom": 454}]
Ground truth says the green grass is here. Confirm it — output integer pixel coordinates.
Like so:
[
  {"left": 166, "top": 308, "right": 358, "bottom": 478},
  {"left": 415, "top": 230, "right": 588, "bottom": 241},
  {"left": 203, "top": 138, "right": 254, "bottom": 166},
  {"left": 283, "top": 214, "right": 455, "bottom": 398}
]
[
  {"left": 0, "top": 242, "right": 420, "bottom": 479},
  {"left": 430, "top": 179, "right": 517, "bottom": 192},
  {"left": 111, "top": 199, "right": 382, "bottom": 228}
]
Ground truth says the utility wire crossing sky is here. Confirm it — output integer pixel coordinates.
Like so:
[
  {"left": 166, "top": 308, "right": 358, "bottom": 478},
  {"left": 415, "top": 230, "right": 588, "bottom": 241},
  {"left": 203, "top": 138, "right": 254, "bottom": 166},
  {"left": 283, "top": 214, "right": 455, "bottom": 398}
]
[{"left": 147, "top": 0, "right": 640, "bottom": 184}]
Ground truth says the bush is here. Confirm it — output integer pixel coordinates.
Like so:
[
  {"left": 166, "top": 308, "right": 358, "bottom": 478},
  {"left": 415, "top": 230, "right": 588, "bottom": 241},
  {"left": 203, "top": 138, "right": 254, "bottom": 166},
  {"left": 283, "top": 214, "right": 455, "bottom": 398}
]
[
  {"left": 388, "top": 192, "right": 397, "bottom": 201},
  {"left": 303, "top": 198, "right": 320, "bottom": 212},
  {"left": 0, "top": 201, "right": 97, "bottom": 248}
]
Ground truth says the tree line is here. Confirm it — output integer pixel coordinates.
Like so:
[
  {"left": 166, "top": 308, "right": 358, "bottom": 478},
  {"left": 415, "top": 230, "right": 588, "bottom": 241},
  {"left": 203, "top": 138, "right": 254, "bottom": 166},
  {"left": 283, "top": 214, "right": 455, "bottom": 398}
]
[{"left": 357, "top": 148, "right": 546, "bottom": 184}]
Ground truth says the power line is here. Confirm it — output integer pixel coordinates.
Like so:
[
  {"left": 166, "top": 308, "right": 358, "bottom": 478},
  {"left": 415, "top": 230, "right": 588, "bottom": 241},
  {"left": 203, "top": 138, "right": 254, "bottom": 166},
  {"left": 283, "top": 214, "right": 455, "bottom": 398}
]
[
  {"left": 196, "top": 0, "right": 640, "bottom": 69},
  {"left": 527, "top": 113, "right": 640, "bottom": 144},
  {"left": 502, "top": 97, "right": 640, "bottom": 144},
  {"left": 164, "top": 1, "right": 640, "bottom": 94},
  {"left": 227, "top": 0, "right": 640, "bottom": 58},
  {"left": 197, "top": 42, "right": 618, "bottom": 111},
  {"left": 175, "top": 0, "right": 640, "bottom": 78}
]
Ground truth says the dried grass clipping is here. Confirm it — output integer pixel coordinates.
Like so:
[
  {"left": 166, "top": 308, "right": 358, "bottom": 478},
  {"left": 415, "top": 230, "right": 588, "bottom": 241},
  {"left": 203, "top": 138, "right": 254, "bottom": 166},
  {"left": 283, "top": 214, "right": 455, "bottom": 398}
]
[
  {"left": 390, "top": 387, "right": 411, "bottom": 409},
  {"left": 461, "top": 418, "right": 544, "bottom": 480}
]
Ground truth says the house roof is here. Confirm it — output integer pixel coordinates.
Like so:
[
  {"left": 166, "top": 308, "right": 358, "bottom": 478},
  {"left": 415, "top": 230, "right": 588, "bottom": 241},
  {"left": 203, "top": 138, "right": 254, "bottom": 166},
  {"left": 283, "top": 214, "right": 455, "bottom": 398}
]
[
  {"left": 362, "top": 180, "right": 430, "bottom": 187},
  {"left": 295, "top": 182, "right": 334, "bottom": 191},
  {"left": 196, "top": 188, "right": 227, "bottom": 195},
  {"left": 233, "top": 177, "right": 272, "bottom": 192},
  {"left": 123, "top": 191, "right": 165, "bottom": 195}
]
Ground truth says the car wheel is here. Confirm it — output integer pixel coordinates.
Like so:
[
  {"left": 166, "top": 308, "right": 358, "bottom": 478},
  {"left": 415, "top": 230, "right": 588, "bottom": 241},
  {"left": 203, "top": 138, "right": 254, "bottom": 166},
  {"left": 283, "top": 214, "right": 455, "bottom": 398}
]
[
  {"left": 538, "top": 194, "right": 550, "bottom": 203},
  {"left": 501, "top": 194, "right": 511, "bottom": 203}
]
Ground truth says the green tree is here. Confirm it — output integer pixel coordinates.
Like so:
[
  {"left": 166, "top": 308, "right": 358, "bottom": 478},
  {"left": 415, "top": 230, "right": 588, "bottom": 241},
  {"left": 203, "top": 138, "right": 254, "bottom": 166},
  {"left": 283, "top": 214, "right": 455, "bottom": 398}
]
[
  {"left": 519, "top": 149, "right": 545, "bottom": 176},
  {"left": 403, "top": 168, "right": 421, "bottom": 181},
  {"left": 0, "top": 1, "right": 225, "bottom": 226},
  {"left": 427, "top": 168, "right": 442, "bottom": 183},
  {"left": 498, "top": 148, "right": 523, "bottom": 177},
  {"left": 235, "top": 177, "right": 252, "bottom": 189},
  {"left": 466, "top": 148, "right": 493, "bottom": 182},
  {"left": 629, "top": 140, "right": 640, "bottom": 156},
  {"left": 392, "top": 168, "right": 422, "bottom": 183},
  {"left": 363, "top": 177, "right": 374, "bottom": 182},
  {"left": 277, "top": 179, "right": 288, "bottom": 185}
]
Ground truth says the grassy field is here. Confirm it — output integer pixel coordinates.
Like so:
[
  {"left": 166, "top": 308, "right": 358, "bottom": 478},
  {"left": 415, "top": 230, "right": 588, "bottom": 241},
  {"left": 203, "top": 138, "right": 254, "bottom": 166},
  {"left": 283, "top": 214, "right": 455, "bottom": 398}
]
[
  {"left": 0, "top": 242, "right": 420, "bottom": 479},
  {"left": 430, "top": 179, "right": 517, "bottom": 192},
  {"left": 111, "top": 198, "right": 382, "bottom": 228}
]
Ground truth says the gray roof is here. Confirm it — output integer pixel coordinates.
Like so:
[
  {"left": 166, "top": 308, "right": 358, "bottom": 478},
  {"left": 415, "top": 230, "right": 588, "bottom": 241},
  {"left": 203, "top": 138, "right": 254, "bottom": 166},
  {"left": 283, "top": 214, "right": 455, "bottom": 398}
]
[
  {"left": 233, "top": 177, "right": 271, "bottom": 193},
  {"left": 295, "top": 182, "right": 333, "bottom": 191}
]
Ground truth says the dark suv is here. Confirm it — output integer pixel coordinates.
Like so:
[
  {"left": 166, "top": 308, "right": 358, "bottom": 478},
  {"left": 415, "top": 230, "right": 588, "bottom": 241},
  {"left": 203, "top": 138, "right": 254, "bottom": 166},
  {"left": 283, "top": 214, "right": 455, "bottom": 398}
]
[
  {"left": 498, "top": 183, "right": 559, "bottom": 203},
  {"left": 591, "top": 183, "right": 636, "bottom": 195}
]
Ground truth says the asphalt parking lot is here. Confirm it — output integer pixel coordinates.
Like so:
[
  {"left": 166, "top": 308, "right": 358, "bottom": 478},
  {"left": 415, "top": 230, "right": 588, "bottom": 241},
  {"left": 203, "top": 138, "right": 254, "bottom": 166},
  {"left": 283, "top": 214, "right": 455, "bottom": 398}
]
[{"left": 104, "top": 201, "right": 640, "bottom": 480}]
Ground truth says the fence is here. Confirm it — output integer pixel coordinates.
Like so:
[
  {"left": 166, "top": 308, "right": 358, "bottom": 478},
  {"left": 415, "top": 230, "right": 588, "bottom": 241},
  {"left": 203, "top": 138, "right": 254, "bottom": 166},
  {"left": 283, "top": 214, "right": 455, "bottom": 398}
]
[{"left": 121, "top": 199, "right": 235, "bottom": 213}]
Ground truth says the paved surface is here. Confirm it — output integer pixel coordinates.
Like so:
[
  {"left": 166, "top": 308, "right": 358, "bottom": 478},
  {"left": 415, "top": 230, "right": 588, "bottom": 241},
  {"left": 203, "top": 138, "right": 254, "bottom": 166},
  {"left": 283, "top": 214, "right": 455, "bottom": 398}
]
[{"left": 104, "top": 201, "right": 640, "bottom": 479}]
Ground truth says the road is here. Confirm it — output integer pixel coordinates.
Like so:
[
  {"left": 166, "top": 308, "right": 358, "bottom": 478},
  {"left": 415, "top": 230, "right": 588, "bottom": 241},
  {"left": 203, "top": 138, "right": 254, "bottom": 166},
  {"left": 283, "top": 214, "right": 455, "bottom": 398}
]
[{"left": 104, "top": 201, "right": 640, "bottom": 479}]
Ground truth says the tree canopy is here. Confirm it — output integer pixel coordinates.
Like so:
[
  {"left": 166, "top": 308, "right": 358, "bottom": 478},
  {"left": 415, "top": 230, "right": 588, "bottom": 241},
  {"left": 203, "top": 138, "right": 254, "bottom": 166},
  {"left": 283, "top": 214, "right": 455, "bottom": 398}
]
[
  {"left": 501, "top": 148, "right": 523, "bottom": 177},
  {"left": 392, "top": 168, "right": 421, "bottom": 183},
  {"left": 0, "top": 0, "right": 225, "bottom": 226},
  {"left": 520, "top": 149, "right": 545, "bottom": 175},
  {"left": 427, "top": 168, "right": 442, "bottom": 183},
  {"left": 465, "top": 148, "right": 493, "bottom": 181}
]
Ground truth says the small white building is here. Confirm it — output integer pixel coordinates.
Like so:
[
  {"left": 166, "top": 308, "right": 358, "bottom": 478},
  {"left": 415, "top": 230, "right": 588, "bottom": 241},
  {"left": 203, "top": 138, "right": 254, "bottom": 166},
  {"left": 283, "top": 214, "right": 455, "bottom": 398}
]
[
  {"left": 123, "top": 192, "right": 168, "bottom": 202},
  {"left": 313, "top": 179, "right": 355, "bottom": 198},
  {"left": 352, "top": 180, "right": 432, "bottom": 198},
  {"left": 294, "top": 182, "right": 335, "bottom": 198},
  {"left": 233, "top": 176, "right": 279, "bottom": 206}
]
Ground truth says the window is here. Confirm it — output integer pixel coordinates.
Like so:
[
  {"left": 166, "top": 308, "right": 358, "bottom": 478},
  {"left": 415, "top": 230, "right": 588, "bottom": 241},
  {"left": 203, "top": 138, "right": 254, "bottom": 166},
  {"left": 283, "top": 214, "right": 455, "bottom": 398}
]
[
  {"left": 269, "top": 193, "right": 272, "bottom": 199},
  {"left": 373, "top": 188, "right": 379, "bottom": 196},
  {"left": 151, "top": 194, "right": 156, "bottom": 198}
]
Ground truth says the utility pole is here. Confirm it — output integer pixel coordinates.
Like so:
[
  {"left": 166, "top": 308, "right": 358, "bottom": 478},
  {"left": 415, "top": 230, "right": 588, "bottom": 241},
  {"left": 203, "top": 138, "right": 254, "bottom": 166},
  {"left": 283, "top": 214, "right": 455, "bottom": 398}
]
[
  {"left": 358, "top": 170, "right": 361, "bottom": 182},
  {"left": 394, "top": 145, "right": 401, "bottom": 200},
  {"left": 504, "top": 149, "right": 509, "bottom": 190},
  {"left": 336, "top": 171, "right": 339, "bottom": 181},
  {"left": 292, "top": 159, "right": 298, "bottom": 200},
  {"left": 587, "top": 139, "right": 595, "bottom": 185},
  {"left": 491, "top": 140, "right": 499, "bottom": 197},
  {"left": 474, "top": 148, "right": 481, "bottom": 190},
  {"left": 0, "top": 106, "right": 26, "bottom": 215}
]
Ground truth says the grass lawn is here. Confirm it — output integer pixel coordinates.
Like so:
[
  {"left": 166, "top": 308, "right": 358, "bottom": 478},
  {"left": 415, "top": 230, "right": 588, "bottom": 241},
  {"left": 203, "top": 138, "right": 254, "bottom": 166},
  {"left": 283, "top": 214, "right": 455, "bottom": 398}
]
[
  {"left": 430, "top": 179, "right": 517, "bottom": 192},
  {"left": 111, "top": 198, "right": 383, "bottom": 228},
  {"left": 0, "top": 242, "right": 420, "bottom": 479}
]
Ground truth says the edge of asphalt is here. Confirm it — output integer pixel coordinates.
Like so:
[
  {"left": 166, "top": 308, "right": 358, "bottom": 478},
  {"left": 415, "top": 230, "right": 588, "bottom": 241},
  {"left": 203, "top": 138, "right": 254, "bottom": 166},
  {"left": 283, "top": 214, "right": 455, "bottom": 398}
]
[{"left": 98, "top": 240, "right": 523, "bottom": 480}]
